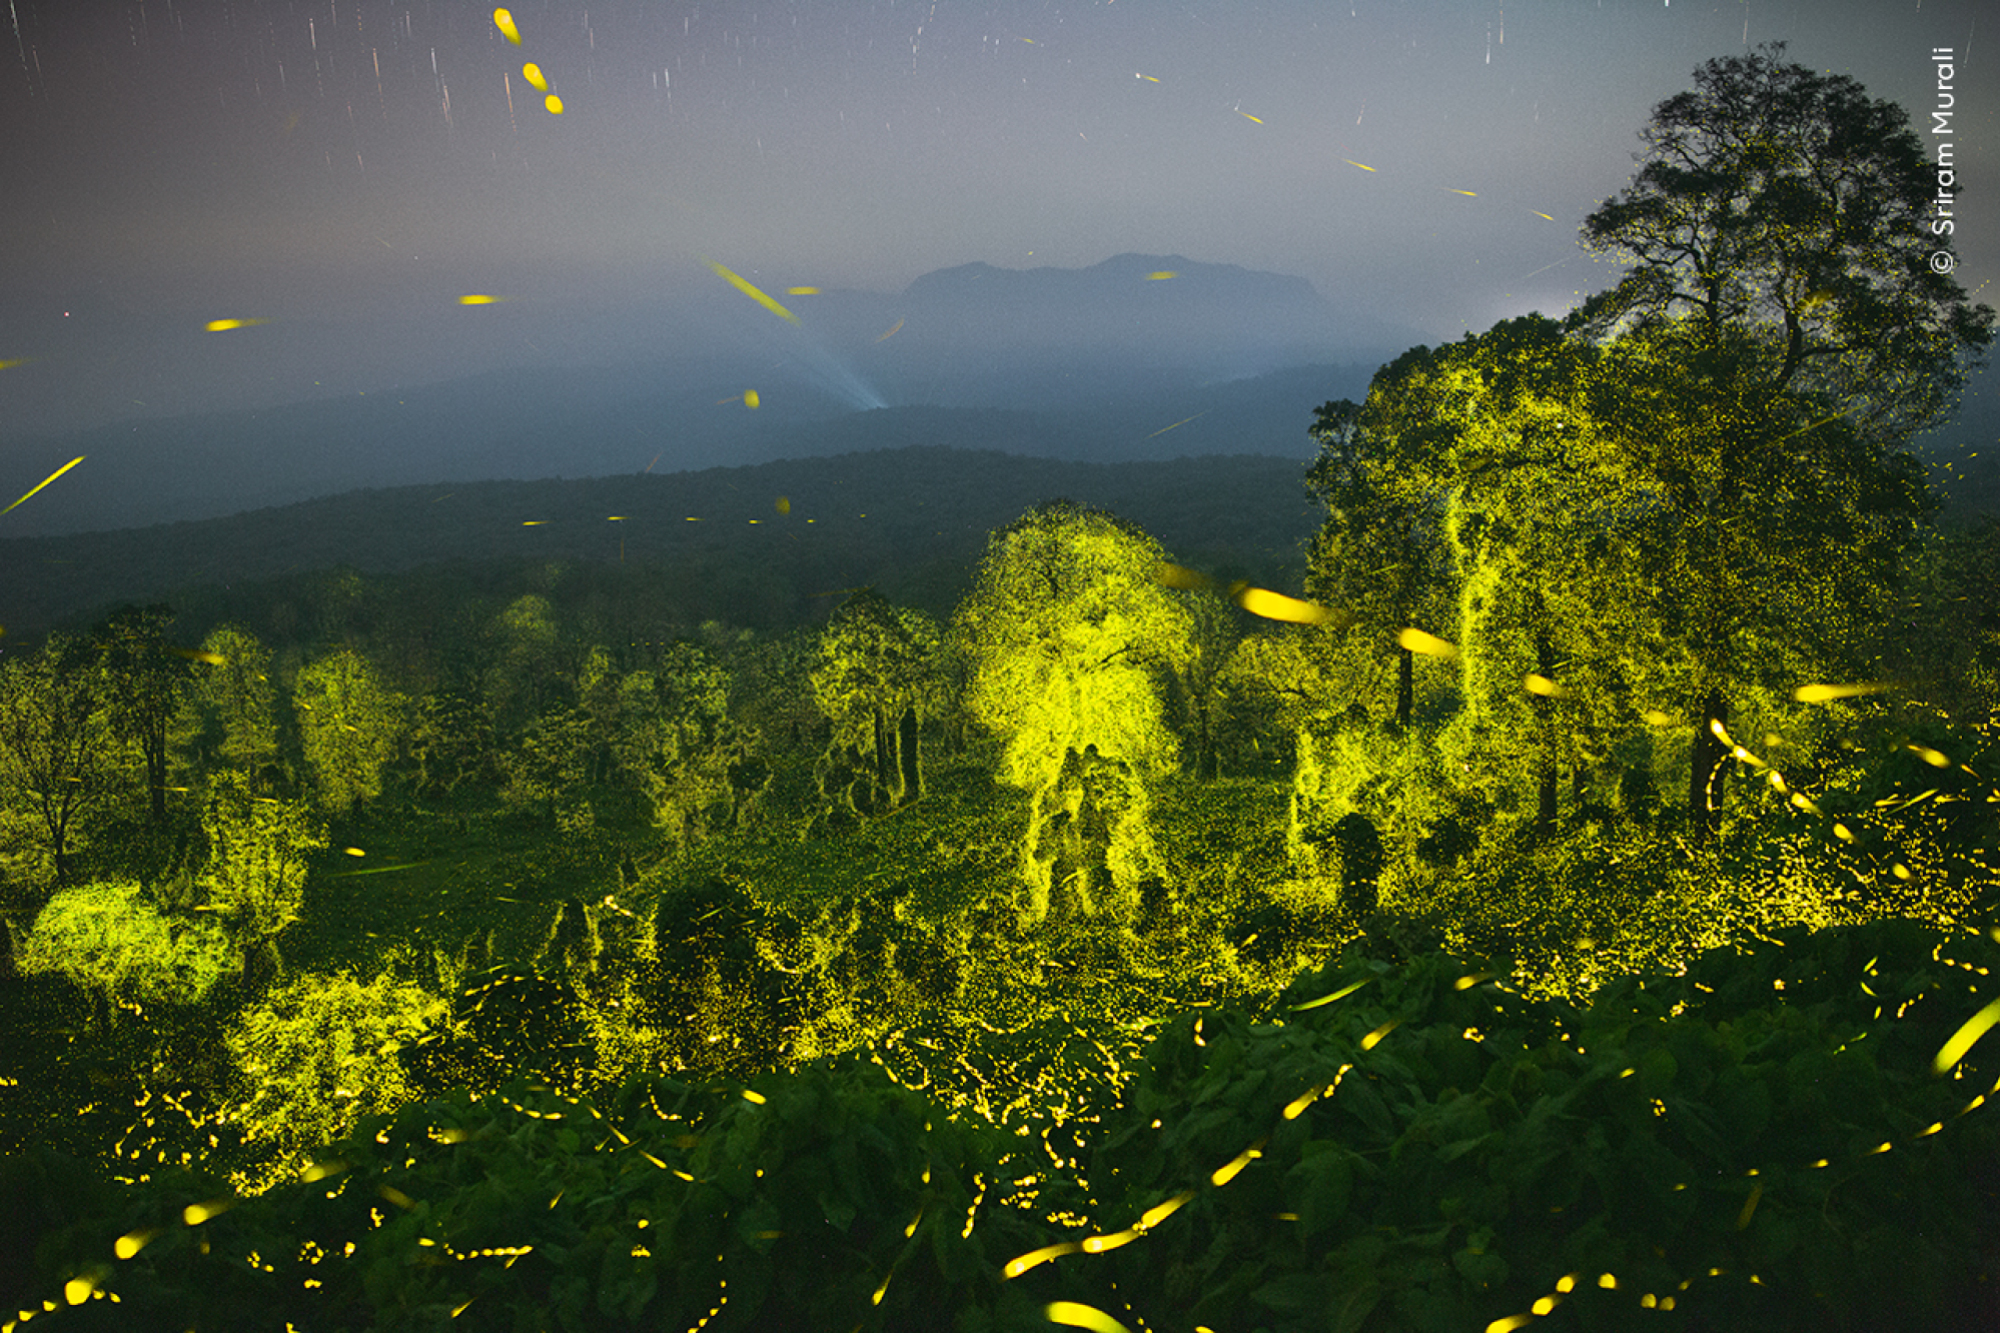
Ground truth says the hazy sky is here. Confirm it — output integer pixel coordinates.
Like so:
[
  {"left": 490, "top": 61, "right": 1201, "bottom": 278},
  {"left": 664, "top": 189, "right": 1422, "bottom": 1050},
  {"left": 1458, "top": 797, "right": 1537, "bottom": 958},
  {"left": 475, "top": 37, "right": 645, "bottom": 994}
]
[{"left": 0, "top": 0, "right": 1992, "bottom": 438}]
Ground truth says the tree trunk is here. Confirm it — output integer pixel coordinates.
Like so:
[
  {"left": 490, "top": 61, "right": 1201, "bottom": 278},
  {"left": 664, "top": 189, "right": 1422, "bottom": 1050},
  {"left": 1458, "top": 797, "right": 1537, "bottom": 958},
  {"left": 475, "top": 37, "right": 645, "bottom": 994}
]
[
  {"left": 1537, "top": 765, "right": 1558, "bottom": 834},
  {"left": 872, "top": 707, "right": 899, "bottom": 805},
  {"left": 1687, "top": 689, "right": 1729, "bottom": 845},
  {"left": 1396, "top": 646, "right": 1414, "bottom": 729},
  {"left": 897, "top": 707, "right": 921, "bottom": 802}
]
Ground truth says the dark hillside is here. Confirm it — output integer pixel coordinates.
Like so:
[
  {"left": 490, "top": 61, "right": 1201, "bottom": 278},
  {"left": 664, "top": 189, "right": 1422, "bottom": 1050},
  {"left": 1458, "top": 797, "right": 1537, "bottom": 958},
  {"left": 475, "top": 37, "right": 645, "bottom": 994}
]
[{"left": 0, "top": 448, "right": 1324, "bottom": 642}]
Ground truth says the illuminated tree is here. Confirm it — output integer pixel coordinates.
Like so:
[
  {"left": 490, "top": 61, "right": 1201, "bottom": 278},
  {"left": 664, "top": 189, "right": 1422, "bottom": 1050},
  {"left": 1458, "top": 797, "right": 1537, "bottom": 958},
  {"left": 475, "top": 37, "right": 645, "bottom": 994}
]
[
  {"left": 0, "top": 635, "right": 123, "bottom": 889},
  {"left": 954, "top": 501, "right": 1193, "bottom": 922},
  {"left": 197, "top": 771, "right": 328, "bottom": 986},
  {"left": 1303, "top": 381, "right": 1454, "bottom": 730},
  {"left": 810, "top": 589, "right": 942, "bottom": 812},
  {"left": 1574, "top": 43, "right": 1993, "bottom": 840},
  {"left": 614, "top": 642, "right": 756, "bottom": 845},
  {"left": 16, "top": 878, "right": 234, "bottom": 1030},
  {"left": 1577, "top": 42, "right": 1993, "bottom": 442},
  {"left": 181, "top": 624, "right": 281, "bottom": 790},
  {"left": 92, "top": 604, "right": 193, "bottom": 825},
  {"left": 294, "top": 648, "right": 405, "bottom": 815}
]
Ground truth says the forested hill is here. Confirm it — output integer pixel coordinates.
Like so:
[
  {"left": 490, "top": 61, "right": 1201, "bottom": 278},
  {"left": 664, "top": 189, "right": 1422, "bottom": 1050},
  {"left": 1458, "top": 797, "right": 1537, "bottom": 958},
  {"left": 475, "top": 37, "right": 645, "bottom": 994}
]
[{"left": 0, "top": 447, "right": 1324, "bottom": 643}]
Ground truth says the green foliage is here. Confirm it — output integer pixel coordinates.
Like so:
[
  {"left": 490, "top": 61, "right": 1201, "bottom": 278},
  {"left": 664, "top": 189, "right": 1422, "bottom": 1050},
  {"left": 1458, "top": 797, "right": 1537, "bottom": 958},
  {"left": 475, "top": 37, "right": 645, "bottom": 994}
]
[
  {"left": 16, "top": 877, "right": 234, "bottom": 1027},
  {"left": 22, "top": 921, "right": 2000, "bottom": 1331},
  {"left": 0, "top": 633, "right": 126, "bottom": 888},
  {"left": 612, "top": 641, "right": 759, "bottom": 845},
  {"left": 295, "top": 647, "right": 407, "bottom": 816},
  {"left": 811, "top": 589, "right": 942, "bottom": 813}
]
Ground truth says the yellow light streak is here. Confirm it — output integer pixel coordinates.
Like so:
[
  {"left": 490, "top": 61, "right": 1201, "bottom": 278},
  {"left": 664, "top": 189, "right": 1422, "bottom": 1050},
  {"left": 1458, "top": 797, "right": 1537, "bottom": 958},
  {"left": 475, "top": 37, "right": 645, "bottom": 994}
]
[
  {"left": 1523, "top": 673, "right": 1564, "bottom": 697},
  {"left": 1237, "top": 586, "right": 1338, "bottom": 625},
  {"left": 1003, "top": 1241, "right": 1081, "bottom": 1278},
  {"left": 1147, "top": 271, "right": 1177, "bottom": 279},
  {"left": 1909, "top": 744, "right": 1950, "bottom": 768},
  {"left": 545, "top": 93, "right": 563, "bottom": 114},
  {"left": 204, "top": 317, "right": 270, "bottom": 332},
  {"left": 1795, "top": 681, "right": 1891, "bottom": 703},
  {"left": 741, "top": 1089, "right": 767, "bottom": 1105},
  {"left": 744, "top": 389, "right": 760, "bottom": 409},
  {"left": 1342, "top": 159, "right": 1377, "bottom": 172},
  {"left": 1045, "top": 1302, "right": 1129, "bottom": 1333},
  {"left": 1360, "top": 1017, "right": 1403, "bottom": 1050},
  {"left": 1292, "top": 977, "right": 1371, "bottom": 1011},
  {"left": 493, "top": 8, "right": 521, "bottom": 43},
  {"left": 522, "top": 62, "right": 548, "bottom": 92},
  {"left": 707, "top": 260, "right": 799, "bottom": 323},
  {"left": 787, "top": 286, "right": 821, "bottom": 294},
  {"left": 1447, "top": 188, "right": 1477, "bottom": 196},
  {"left": 876, "top": 317, "right": 905, "bottom": 342},
  {"left": 1933, "top": 996, "right": 2000, "bottom": 1073},
  {"left": 1138, "top": 1190, "right": 1193, "bottom": 1229},
  {"left": 1398, "top": 627, "right": 1457, "bottom": 658}
]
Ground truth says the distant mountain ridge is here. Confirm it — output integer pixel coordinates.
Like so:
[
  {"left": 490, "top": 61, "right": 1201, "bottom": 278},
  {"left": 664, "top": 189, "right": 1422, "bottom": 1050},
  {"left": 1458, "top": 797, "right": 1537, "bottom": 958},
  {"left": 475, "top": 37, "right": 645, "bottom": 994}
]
[{"left": 0, "top": 447, "right": 1330, "bottom": 643}]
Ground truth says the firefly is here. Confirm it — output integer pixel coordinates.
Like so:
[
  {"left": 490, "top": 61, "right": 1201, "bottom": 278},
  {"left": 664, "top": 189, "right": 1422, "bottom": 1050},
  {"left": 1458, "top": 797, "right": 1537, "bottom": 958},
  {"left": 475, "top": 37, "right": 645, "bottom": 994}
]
[{"left": 493, "top": 8, "right": 521, "bottom": 43}]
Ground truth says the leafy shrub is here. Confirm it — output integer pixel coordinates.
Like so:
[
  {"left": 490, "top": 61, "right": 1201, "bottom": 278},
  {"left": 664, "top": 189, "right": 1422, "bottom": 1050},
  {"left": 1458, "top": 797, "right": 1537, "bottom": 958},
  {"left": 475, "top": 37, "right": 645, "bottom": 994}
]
[{"left": 17, "top": 878, "right": 235, "bottom": 1027}]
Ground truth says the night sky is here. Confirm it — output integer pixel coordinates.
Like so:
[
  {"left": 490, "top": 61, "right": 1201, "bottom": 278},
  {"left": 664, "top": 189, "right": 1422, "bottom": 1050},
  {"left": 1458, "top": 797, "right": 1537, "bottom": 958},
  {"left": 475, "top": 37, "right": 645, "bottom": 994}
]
[{"left": 0, "top": 0, "right": 1991, "bottom": 443}]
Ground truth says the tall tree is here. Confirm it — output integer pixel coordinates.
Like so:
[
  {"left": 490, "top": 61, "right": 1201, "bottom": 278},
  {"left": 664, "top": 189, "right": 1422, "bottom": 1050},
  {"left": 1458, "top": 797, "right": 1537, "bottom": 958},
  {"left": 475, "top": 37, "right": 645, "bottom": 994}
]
[
  {"left": 953, "top": 501, "right": 1193, "bottom": 923},
  {"left": 181, "top": 624, "right": 281, "bottom": 790},
  {"left": 92, "top": 604, "right": 193, "bottom": 826},
  {"left": 0, "top": 635, "right": 123, "bottom": 889},
  {"left": 197, "top": 771, "right": 328, "bottom": 985},
  {"left": 294, "top": 648, "right": 405, "bottom": 816},
  {"left": 1574, "top": 43, "right": 1993, "bottom": 839},
  {"left": 613, "top": 641, "right": 756, "bottom": 846},
  {"left": 810, "top": 589, "right": 941, "bottom": 812},
  {"left": 1303, "top": 377, "right": 1454, "bottom": 730},
  {"left": 1576, "top": 42, "right": 1992, "bottom": 441}
]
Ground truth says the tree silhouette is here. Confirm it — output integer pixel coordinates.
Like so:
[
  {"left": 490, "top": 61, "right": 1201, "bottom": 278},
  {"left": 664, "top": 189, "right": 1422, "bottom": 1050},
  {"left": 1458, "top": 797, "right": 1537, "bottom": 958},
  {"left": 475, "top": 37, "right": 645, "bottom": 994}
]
[
  {"left": 0, "top": 635, "right": 121, "bottom": 889},
  {"left": 1577, "top": 41, "right": 1993, "bottom": 440},
  {"left": 91, "top": 604, "right": 192, "bottom": 826}
]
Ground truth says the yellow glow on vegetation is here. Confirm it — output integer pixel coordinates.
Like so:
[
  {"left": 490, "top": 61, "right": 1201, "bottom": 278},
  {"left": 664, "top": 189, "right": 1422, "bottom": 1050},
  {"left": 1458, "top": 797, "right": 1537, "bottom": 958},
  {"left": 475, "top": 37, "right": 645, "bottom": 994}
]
[
  {"left": 1045, "top": 1302, "right": 1129, "bottom": 1333},
  {"left": 493, "top": 8, "right": 521, "bottom": 43}
]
